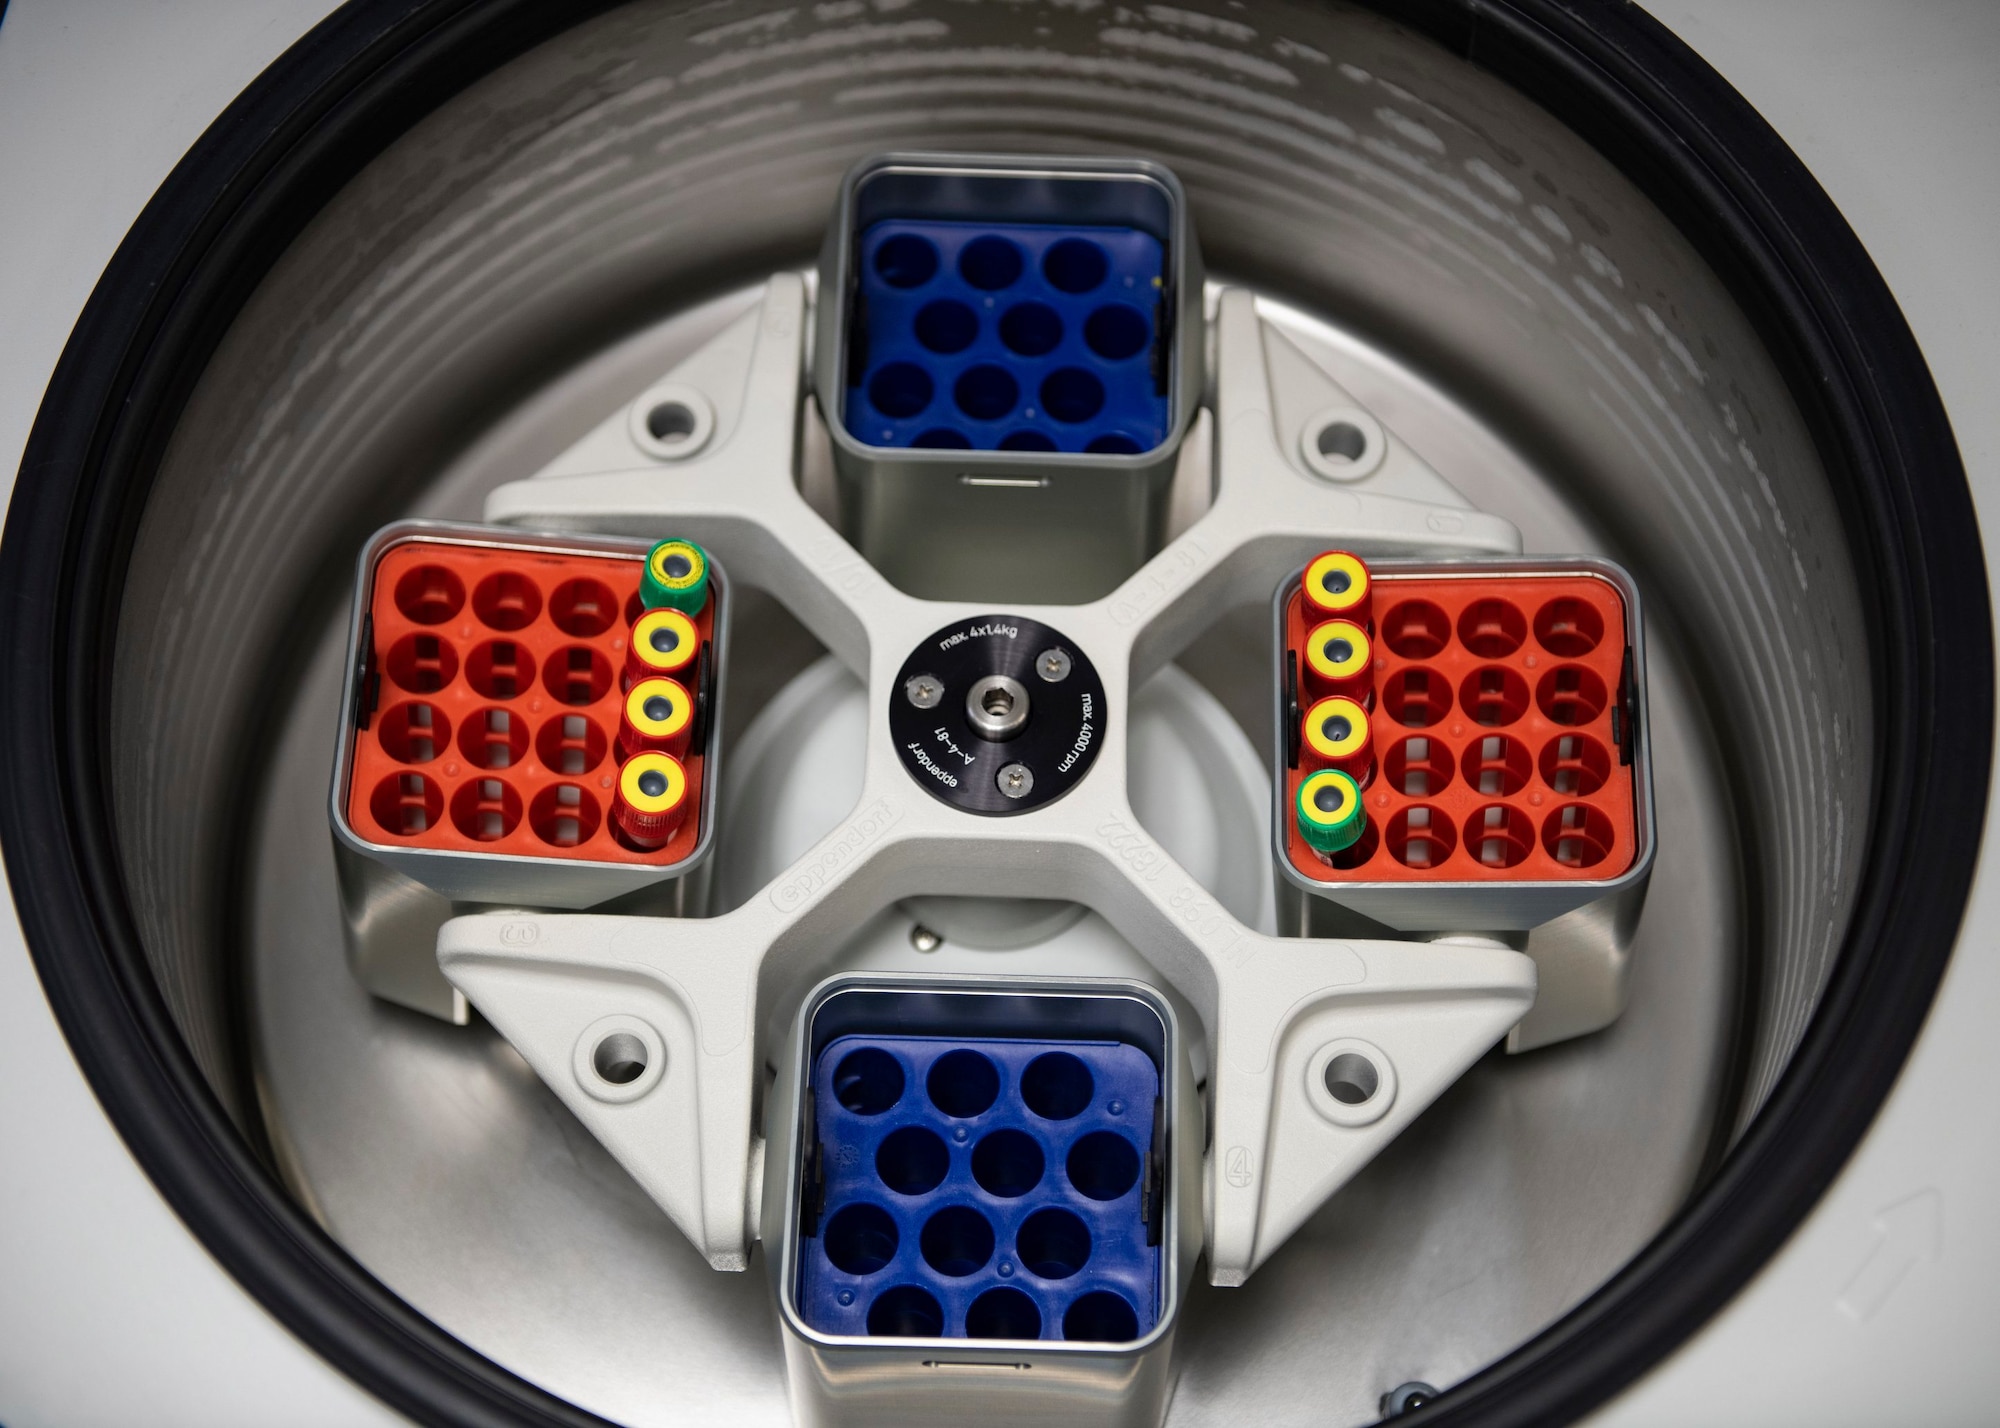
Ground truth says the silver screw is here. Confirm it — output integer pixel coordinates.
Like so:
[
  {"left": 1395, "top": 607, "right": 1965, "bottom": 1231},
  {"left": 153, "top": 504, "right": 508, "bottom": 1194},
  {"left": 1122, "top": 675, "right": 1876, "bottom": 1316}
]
[
  {"left": 909, "top": 924, "right": 941, "bottom": 952},
  {"left": 997, "top": 763, "right": 1034, "bottom": 799},
  {"left": 904, "top": 674, "right": 943, "bottom": 709},
  {"left": 1035, "top": 647, "right": 1073, "bottom": 683}
]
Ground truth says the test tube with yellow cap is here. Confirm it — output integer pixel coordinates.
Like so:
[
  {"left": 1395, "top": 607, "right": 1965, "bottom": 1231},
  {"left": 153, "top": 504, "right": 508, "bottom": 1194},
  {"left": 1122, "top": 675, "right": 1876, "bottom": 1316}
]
[
  {"left": 1301, "top": 694, "right": 1374, "bottom": 782},
  {"left": 1302, "top": 618, "right": 1374, "bottom": 705},
  {"left": 626, "top": 606, "right": 699, "bottom": 689},
  {"left": 620, "top": 676, "right": 694, "bottom": 758},
  {"left": 1302, "top": 550, "right": 1371, "bottom": 628},
  {"left": 613, "top": 750, "right": 690, "bottom": 849}
]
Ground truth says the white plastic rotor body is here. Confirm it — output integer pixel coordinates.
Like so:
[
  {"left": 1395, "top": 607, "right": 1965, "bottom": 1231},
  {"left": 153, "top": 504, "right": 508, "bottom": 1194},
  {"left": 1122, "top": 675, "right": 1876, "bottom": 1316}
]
[{"left": 448, "top": 273, "right": 1535, "bottom": 1285}]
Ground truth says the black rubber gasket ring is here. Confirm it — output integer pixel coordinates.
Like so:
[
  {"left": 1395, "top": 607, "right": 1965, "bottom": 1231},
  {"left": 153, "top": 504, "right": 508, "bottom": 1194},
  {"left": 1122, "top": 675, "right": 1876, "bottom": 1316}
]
[{"left": 0, "top": 2, "right": 1986, "bottom": 1426}]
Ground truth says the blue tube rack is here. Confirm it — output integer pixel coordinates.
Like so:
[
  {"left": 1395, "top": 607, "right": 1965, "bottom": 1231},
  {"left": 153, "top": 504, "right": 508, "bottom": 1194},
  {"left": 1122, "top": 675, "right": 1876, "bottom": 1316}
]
[
  {"left": 845, "top": 220, "right": 1170, "bottom": 455},
  {"left": 799, "top": 1033, "right": 1162, "bottom": 1342}
]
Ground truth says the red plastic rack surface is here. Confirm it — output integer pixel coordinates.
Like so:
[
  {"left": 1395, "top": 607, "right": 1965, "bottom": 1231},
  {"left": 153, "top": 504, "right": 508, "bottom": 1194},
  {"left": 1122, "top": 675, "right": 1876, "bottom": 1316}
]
[
  {"left": 1284, "top": 567, "right": 1637, "bottom": 884},
  {"left": 344, "top": 536, "right": 710, "bottom": 866}
]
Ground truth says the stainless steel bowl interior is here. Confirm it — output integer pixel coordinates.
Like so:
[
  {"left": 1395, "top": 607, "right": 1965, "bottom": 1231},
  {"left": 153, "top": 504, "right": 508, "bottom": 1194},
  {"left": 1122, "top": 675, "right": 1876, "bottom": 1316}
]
[{"left": 100, "top": 2, "right": 1868, "bottom": 1423}]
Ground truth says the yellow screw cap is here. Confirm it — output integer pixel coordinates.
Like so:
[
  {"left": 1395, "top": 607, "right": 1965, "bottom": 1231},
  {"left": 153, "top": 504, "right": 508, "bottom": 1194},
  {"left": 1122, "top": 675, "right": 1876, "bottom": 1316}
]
[
  {"left": 613, "top": 750, "right": 689, "bottom": 848},
  {"left": 1303, "top": 695, "right": 1371, "bottom": 766},
  {"left": 628, "top": 608, "right": 699, "bottom": 682},
  {"left": 1306, "top": 619, "right": 1371, "bottom": 685},
  {"left": 621, "top": 677, "right": 693, "bottom": 755},
  {"left": 1303, "top": 550, "right": 1369, "bottom": 619}
]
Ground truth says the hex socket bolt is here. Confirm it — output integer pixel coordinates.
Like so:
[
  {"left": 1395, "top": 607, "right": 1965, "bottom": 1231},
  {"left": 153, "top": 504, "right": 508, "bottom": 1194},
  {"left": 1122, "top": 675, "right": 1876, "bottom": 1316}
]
[{"left": 965, "top": 674, "right": 1030, "bottom": 741}]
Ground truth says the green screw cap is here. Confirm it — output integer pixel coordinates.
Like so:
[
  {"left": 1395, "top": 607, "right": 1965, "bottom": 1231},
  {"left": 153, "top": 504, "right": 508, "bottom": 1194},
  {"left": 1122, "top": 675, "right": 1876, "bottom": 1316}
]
[
  {"left": 641, "top": 538, "right": 709, "bottom": 614},
  {"left": 1296, "top": 769, "right": 1366, "bottom": 855}
]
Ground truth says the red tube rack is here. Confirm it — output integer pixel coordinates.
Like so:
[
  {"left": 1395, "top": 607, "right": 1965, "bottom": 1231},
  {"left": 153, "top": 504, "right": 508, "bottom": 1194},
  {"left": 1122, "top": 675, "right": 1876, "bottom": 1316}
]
[
  {"left": 345, "top": 535, "right": 712, "bottom": 866},
  {"left": 1282, "top": 560, "right": 1638, "bottom": 883}
]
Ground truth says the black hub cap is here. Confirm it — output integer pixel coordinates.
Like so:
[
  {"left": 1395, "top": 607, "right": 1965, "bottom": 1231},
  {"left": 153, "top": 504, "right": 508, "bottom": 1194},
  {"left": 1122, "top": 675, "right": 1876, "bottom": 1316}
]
[{"left": 890, "top": 616, "right": 1104, "bottom": 815}]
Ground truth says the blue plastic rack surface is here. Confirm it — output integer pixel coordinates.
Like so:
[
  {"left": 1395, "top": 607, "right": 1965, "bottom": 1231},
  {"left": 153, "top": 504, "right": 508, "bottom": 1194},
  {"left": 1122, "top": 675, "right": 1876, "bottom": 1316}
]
[
  {"left": 800, "top": 1033, "right": 1162, "bottom": 1342},
  {"left": 846, "top": 220, "right": 1170, "bottom": 454}
]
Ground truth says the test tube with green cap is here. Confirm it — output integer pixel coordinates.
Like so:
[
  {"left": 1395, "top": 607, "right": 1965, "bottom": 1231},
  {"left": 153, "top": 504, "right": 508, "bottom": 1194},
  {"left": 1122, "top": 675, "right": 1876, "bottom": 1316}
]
[
  {"left": 641, "top": 538, "right": 709, "bottom": 614},
  {"left": 1295, "top": 769, "right": 1366, "bottom": 855}
]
